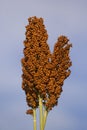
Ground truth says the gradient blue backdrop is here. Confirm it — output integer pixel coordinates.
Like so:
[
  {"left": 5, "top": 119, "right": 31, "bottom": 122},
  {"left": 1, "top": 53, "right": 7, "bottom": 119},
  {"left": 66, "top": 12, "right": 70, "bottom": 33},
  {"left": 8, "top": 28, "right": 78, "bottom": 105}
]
[{"left": 0, "top": 0, "right": 87, "bottom": 130}]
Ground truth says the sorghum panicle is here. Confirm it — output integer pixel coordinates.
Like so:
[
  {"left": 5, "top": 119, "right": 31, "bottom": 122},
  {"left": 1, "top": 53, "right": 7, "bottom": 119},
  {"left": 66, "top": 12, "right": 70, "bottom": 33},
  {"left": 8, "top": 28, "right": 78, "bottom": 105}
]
[{"left": 21, "top": 16, "right": 72, "bottom": 112}]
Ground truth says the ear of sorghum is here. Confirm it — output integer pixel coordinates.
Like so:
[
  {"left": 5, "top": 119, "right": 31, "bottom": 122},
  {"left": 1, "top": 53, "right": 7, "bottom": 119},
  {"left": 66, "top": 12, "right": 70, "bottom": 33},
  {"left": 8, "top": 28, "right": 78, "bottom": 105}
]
[
  {"left": 21, "top": 16, "right": 51, "bottom": 112},
  {"left": 45, "top": 36, "right": 72, "bottom": 111},
  {"left": 21, "top": 16, "right": 72, "bottom": 113}
]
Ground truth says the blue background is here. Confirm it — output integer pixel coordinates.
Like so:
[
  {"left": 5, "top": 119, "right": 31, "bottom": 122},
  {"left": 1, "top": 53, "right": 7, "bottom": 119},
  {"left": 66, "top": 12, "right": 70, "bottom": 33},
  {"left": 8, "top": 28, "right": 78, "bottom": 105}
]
[{"left": 0, "top": 0, "right": 87, "bottom": 130}]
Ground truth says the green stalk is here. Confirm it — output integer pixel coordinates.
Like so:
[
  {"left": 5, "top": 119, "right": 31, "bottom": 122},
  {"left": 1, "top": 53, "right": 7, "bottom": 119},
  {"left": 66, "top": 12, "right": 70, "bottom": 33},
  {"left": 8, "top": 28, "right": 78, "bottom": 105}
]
[
  {"left": 39, "top": 96, "right": 43, "bottom": 130},
  {"left": 33, "top": 109, "right": 37, "bottom": 130},
  {"left": 43, "top": 110, "right": 48, "bottom": 129}
]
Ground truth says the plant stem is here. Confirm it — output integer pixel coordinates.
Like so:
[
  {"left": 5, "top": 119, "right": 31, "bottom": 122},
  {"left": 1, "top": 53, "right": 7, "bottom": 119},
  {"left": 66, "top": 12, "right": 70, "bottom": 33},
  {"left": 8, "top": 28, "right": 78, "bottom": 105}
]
[
  {"left": 43, "top": 110, "right": 48, "bottom": 129},
  {"left": 39, "top": 96, "right": 43, "bottom": 130},
  {"left": 33, "top": 109, "right": 37, "bottom": 130}
]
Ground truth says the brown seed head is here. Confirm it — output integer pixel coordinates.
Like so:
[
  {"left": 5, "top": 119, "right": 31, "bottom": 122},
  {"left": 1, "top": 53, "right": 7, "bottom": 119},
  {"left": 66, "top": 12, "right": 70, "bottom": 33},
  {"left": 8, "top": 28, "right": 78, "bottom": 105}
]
[{"left": 21, "top": 16, "right": 72, "bottom": 112}]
